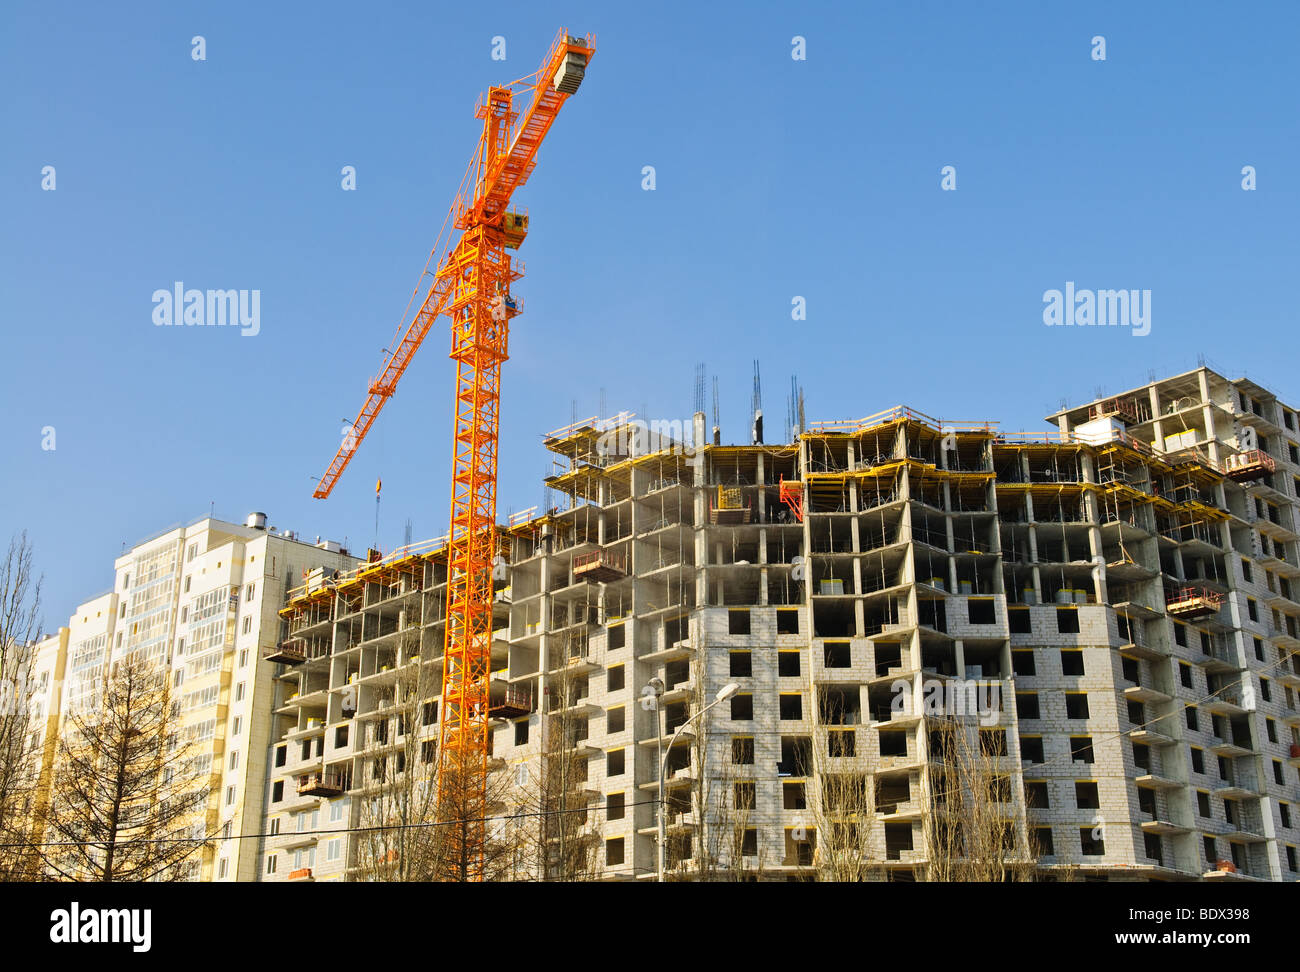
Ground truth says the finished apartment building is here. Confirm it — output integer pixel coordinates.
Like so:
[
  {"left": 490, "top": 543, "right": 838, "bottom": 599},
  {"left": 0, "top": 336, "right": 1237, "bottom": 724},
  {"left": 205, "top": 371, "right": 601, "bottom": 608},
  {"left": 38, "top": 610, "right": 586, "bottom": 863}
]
[
  {"left": 263, "top": 365, "right": 1300, "bottom": 881},
  {"left": 17, "top": 514, "right": 358, "bottom": 881}
]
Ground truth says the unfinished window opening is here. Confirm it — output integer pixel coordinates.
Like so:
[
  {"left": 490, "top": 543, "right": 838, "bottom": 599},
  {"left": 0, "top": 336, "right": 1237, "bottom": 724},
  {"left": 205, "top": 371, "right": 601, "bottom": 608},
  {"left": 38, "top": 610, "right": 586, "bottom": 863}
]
[
  {"left": 1121, "top": 656, "right": 1139, "bottom": 683},
  {"left": 967, "top": 598, "right": 996, "bottom": 625},
  {"left": 606, "top": 837, "right": 624, "bottom": 867},
  {"left": 1024, "top": 779, "right": 1049, "bottom": 809},
  {"left": 731, "top": 694, "right": 754, "bottom": 721},
  {"left": 1060, "top": 649, "right": 1085, "bottom": 676},
  {"left": 1065, "top": 692, "right": 1090, "bottom": 720},
  {"left": 884, "top": 822, "right": 913, "bottom": 860},
  {"left": 979, "top": 728, "right": 1008, "bottom": 757},
  {"left": 606, "top": 749, "right": 625, "bottom": 776},
  {"left": 778, "top": 650, "right": 801, "bottom": 678},
  {"left": 1056, "top": 608, "right": 1080, "bottom": 634},
  {"left": 827, "top": 729, "right": 856, "bottom": 757},
  {"left": 728, "top": 609, "right": 751, "bottom": 635},
  {"left": 607, "top": 791, "right": 625, "bottom": 821},
  {"left": 784, "top": 827, "right": 816, "bottom": 866},
  {"left": 734, "top": 781, "right": 757, "bottom": 811},
  {"left": 1008, "top": 607, "right": 1031, "bottom": 634},
  {"left": 777, "top": 609, "right": 800, "bottom": 634},
  {"left": 783, "top": 781, "right": 807, "bottom": 809},
  {"left": 1011, "top": 649, "right": 1035, "bottom": 676},
  {"left": 514, "top": 720, "right": 529, "bottom": 745},
  {"left": 738, "top": 828, "right": 759, "bottom": 857},
  {"left": 1070, "top": 736, "right": 1095, "bottom": 764},
  {"left": 779, "top": 693, "right": 803, "bottom": 721},
  {"left": 1127, "top": 699, "right": 1144, "bottom": 726},
  {"left": 1020, "top": 736, "right": 1044, "bottom": 762},
  {"left": 814, "top": 600, "right": 857, "bottom": 638},
  {"left": 1075, "top": 781, "right": 1100, "bottom": 810},
  {"left": 606, "top": 706, "right": 624, "bottom": 734},
  {"left": 819, "top": 686, "right": 860, "bottom": 725},
  {"left": 732, "top": 736, "right": 755, "bottom": 764},
  {"left": 607, "top": 665, "right": 624, "bottom": 692},
  {"left": 1132, "top": 742, "right": 1150, "bottom": 772},
  {"left": 879, "top": 730, "right": 907, "bottom": 758},
  {"left": 778, "top": 736, "right": 812, "bottom": 776},
  {"left": 1016, "top": 692, "right": 1040, "bottom": 719},
  {"left": 607, "top": 624, "right": 626, "bottom": 650},
  {"left": 875, "top": 774, "right": 910, "bottom": 809},
  {"left": 824, "top": 641, "right": 852, "bottom": 669},
  {"left": 873, "top": 642, "right": 902, "bottom": 677},
  {"left": 1079, "top": 828, "right": 1105, "bottom": 856},
  {"left": 729, "top": 650, "right": 752, "bottom": 677}
]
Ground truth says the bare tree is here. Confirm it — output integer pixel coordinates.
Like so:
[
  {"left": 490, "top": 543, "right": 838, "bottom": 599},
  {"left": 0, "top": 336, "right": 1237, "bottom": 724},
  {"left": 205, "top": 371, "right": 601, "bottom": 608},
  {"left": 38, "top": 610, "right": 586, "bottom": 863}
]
[
  {"left": 37, "top": 654, "right": 209, "bottom": 881},
  {"left": 0, "top": 531, "right": 43, "bottom": 879},
  {"left": 921, "top": 716, "right": 1034, "bottom": 882},
  {"left": 800, "top": 684, "right": 876, "bottom": 881},
  {"left": 352, "top": 642, "right": 445, "bottom": 881}
]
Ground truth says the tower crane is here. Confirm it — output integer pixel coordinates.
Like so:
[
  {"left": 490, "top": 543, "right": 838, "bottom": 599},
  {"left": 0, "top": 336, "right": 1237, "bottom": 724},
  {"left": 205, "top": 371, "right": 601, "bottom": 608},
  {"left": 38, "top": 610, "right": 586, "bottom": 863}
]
[{"left": 312, "top": 29, "right": 595, "bottom": 880}]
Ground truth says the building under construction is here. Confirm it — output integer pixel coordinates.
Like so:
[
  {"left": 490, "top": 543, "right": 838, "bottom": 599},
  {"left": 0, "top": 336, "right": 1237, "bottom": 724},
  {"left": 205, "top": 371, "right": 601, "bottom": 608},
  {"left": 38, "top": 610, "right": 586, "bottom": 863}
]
[{"left": 262, "top": 365, "right": 1300, "bottom": 881}]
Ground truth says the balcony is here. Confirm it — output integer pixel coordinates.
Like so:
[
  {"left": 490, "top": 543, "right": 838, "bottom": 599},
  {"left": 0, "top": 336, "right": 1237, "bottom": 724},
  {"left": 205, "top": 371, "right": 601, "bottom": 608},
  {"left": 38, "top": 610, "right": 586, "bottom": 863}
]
[
  {"left": 488, "top": 686, "right": 533, "bottom": 720},
  {"left": 1221, "top": 450, "right": 1276, "bottom": 483},
  {"left": 572, "top": 550, "right": 627, "bottom": 584},
  {"left": 287, "top": 867, "right": 314, "bottom": 881},
  {"left": 1165, "top": 586, "right": 1223, "bottom": 621},
  {"left": 297, "top": 772, "right": 347, "bottom": 797},
  {"left": 265, "top": 641, "right": 308, "bottom": 665}
]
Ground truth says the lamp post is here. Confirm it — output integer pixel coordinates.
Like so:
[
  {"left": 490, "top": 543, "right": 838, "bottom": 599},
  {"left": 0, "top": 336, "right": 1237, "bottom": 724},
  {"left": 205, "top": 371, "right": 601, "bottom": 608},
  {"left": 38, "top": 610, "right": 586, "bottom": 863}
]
[{"left": 655, "top": 681, "right": 740, "bottom": 882}]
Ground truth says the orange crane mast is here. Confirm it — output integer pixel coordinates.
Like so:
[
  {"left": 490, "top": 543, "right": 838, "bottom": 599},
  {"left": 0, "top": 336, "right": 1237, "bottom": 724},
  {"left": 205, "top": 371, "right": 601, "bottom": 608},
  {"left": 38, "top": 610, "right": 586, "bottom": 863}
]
[{"left": 312, "top": 29, "right": 595, "bottom": 880}]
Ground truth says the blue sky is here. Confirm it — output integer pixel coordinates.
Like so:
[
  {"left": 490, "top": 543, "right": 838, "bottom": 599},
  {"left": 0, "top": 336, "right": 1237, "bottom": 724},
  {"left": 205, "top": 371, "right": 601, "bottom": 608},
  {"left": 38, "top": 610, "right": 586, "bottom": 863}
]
[{"left": 3, "top": 1, "right": 1297, "bottom": 628}]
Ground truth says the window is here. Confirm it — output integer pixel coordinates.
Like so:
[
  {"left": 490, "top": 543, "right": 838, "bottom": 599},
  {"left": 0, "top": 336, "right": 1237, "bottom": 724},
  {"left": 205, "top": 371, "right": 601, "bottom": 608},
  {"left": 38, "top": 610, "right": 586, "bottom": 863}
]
[
  {"left": 1008, "top": 608, "right": 1031, "bottom": 634},
  {"left": 329, "top": 800, "right": 345, "bottom": 823},
  {"left": 979, "top": 728, "right": 1008, "bottom": 756},
  {"left": 1016, "top": 692, "right": 1040, "bottom": 719},
  {"left": 266, "top": 854, "right": 277, "bottom": 874},
  {"left": 1020, "top": 737, "right": 1044, "bottom": 763},
  {"left": 226, "top": 785, "right": 237, "bottom": 806},
  {"left": 823, "top": 642, "right": 851, "bottom": 668},
  {"left": 1011, "top": 649, "right": 1035, "bottom": 676},
  {"left": 1197, "top": 791, "right": 1211, "bottom": 817},
  {"left": 731, "top": 694, "right": 754, "bottom": 720},
  {"left": 1024, "top": 780, "right": 1049, "bottom": 809},
  {"left": 1033, "top": 827, "right": 1054, "bottom": 855},
  {"left": 734, "top": 781, "right": 757, "bottom": 810},
  {"left": 246, "top": 582, "right": 255, "bottom": 601},
  {"left": 1190, "top": 747, "right": 1205, "bottom": 774},
  {"left": 777, "top": 609, "right": 799, "bottom": 634},
  {"left": 1186, "top": 706, "right": 1198, "bottom": 731},
  {"left": 828, "top": 729, "right": 855, "bottom": 757},
  {"left": 326, "top": 839, "right": 341, "bottom": 862},
  {"left": 235, "top": 681, "right": 246, "bottom": 702},
  {"left": 778, "top": 693, "right": 802, "bottom": 720},
  {"left": 1066, "top": 693, "right": 1090, "bottom": 719},
  {"left": 732, "top": 736, "right": 755, "bottom": 764},
  {"left": 606, "top": 838, "right": 624, "bottom": 867},
  {"left": 217, "top": 858, "right": 228, "bottom": 879},
  {"left": 607, "top": 624, "right": 625, "bottom": 650},
  {"left": 1056, "top": 608, "right": 1080, "bottom": 634},
  {"left": 968, "top": 598, "right": 996, "bottom": 624},
  {"left": 1261, "top": 678, "right": 1272, "bottom": 702},
  {"left": 1203, "top": 836, "right": 1216, "bottom": 863},
  {"left": 184, "top": 575, "right": 192, "bottom": 593},
  {"left": 1254, "top": 637, "right": 1265, "bottom": 662},
  {"left": 188, "top": 543, "right": 198, "bottom": 561},
  {"left": 229, "top": 750, "right": 239, "bottom": 771},
  {"left": 728, "top": 610, "right": 751, "bottom": 635},
  {"left": 606, "top": 749, "right": 625, "bottom": 777},
  {"left": 1075, "top": 781, "right": 1100, "bottom": 809},
  {"left": 1281, "top": 803, "right": 1291, "bottom": 828},
  {"left": 1288, "top": 846, "right": 1298, "bottom": 873},
  {"left": 1070, "top": 736, "right": 1094, "bottom": 764},
  {"left": 729, "top": 651, "right": 752, "bottom": 677},
  {"left": 275, "top": 746, "right": 286, "bottom": 767},
  {"left": 238, "top": 648, "right": 248, "bottom": 668},
  {"left": 778, "top": 651, "right": 801, "bottom": 677},
  {"left": 1180, "top": 663, "right": 1194, "bottom": 688},
  {"left": 269, "top": 817, "right": 280, "bottom": 836},
  {"left": 739, "top": 828, "right": 759, "bottom": 856},
  {"left": 1080, "top": 827, "right": 1105, "bottom": 856},
  {"left": 1275, "top": 760, "right": 1285, "bottom": 785},
  {"left": 607, "top": 665, "right": 624, "bottom": 692},
  {"left": 242, "top": 616, "right": 252, "bottom": 635},
  {"left": 606, "top": 707, "right": 624, "bottom": 734},
  {"left": 231, "top": 716, "right": 242, "bottom": 736},
  {"left": 1060, "top": 649, "right": 1084, "bottom": 675},
  {"left": 1247, "top": 598, "right": 1258, "bottom": 622},
  {"left": 607, "top": 792, "right": 625, "bottom": 820},
  {"left": 1266, "top": 719, "right": 1277, "bottom": 744}
]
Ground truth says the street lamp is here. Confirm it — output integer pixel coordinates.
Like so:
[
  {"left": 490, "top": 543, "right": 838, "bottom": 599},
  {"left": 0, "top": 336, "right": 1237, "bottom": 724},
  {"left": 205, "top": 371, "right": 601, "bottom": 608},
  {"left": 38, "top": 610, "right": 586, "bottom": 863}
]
[{"left": 656, "top": 681, "right": 740, "bottom": 882}]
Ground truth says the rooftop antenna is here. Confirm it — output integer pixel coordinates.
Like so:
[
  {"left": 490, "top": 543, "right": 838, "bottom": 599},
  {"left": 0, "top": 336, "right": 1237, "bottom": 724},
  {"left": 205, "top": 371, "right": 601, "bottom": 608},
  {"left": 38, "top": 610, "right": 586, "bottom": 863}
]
[
  {"left": 403, "top": 517, "right": 413, "bottom": 551},
  {"left": 712, "top": 376, "right": 721, "bottom": 445},
  {"left": 694, "top": 363, "right": 706, "bottom": 415},
  {"left": 751, "top": 359, "right": 764, "bottom": 444}
]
